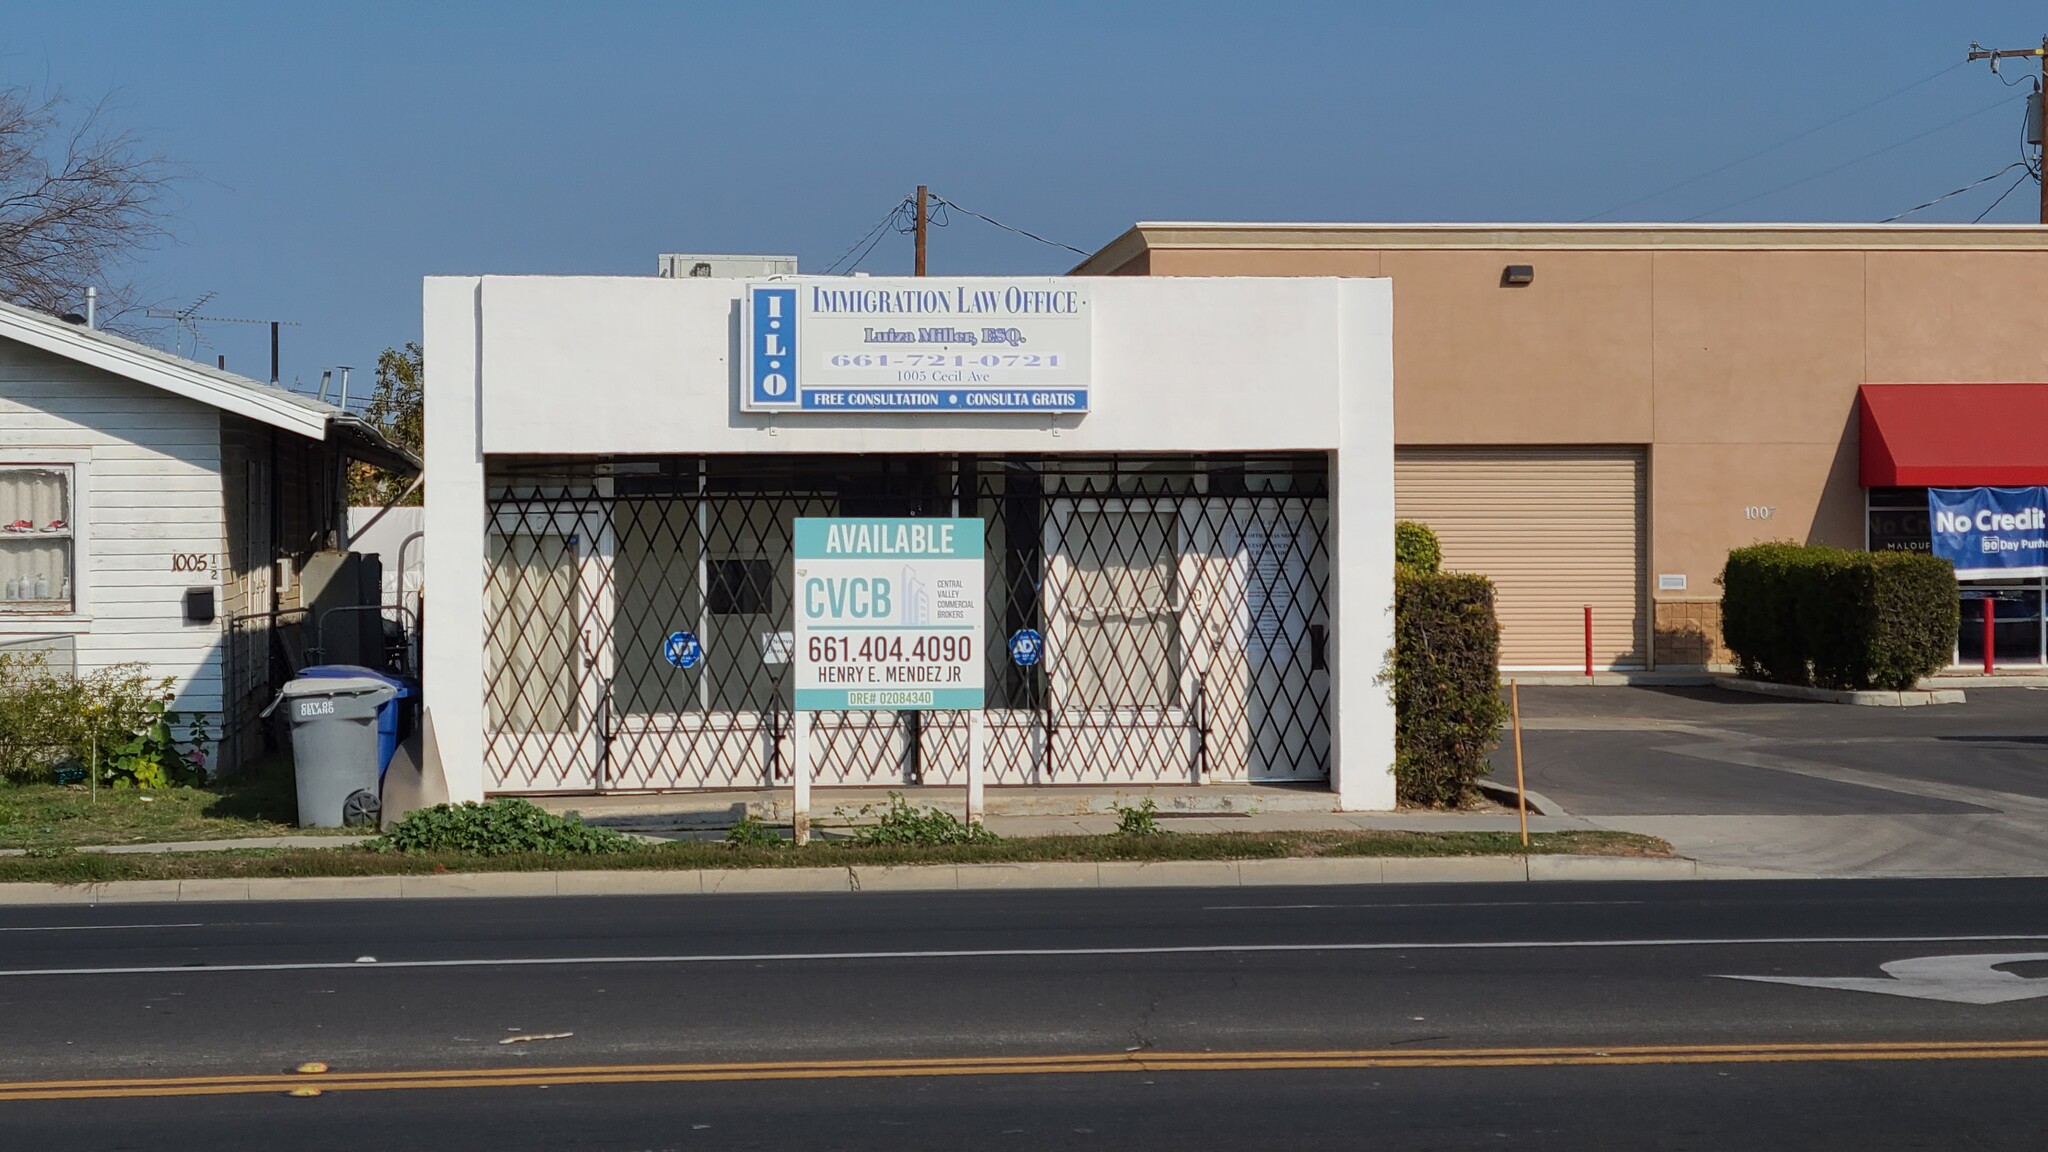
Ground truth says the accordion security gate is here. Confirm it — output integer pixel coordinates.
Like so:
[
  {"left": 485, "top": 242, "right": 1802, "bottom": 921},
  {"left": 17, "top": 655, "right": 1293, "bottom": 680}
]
[{"left": 483, "top": 454, "right": 1330, "bottom": 793}]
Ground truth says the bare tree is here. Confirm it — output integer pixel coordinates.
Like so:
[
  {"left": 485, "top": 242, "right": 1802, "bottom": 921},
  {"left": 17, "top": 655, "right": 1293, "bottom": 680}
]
[{"left": 0, "top": 85, "right": 174, "bottom": 327}]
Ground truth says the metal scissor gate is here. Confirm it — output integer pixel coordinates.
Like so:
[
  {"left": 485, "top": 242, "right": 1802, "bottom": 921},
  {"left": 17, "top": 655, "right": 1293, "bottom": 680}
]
[{"left": 483, "top": 453, "right": 1329, "bottom": 793}]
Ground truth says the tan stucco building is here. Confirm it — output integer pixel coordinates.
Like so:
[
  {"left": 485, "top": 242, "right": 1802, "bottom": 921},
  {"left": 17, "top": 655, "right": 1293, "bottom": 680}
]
[{"left": 1076, "top": 223, "right": 2048, "bottom": 671}]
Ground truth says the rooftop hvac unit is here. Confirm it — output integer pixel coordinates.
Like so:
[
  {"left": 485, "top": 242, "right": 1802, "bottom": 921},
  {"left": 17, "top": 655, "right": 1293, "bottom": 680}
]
[{"left": 656, "top": 253, "right": 798, "bottom": 279}]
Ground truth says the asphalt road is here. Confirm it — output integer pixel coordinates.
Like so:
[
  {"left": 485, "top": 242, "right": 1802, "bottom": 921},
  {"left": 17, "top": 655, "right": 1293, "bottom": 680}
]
[
  {"left": 1496, "top": 685, "right": 2048, "bottom": 817},
  {"left": 6, "top": 880, "right": 2048, "bottom": 1148}
]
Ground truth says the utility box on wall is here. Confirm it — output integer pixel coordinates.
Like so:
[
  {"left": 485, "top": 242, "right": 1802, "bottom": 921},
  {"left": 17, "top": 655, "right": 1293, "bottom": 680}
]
[{"left": 298, "top": 550, "right": 385, "bottom": 668}]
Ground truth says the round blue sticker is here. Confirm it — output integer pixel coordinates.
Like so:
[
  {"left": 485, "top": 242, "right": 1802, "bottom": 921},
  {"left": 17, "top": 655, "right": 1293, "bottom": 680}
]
[
  {"left": 663, "top": 631, "right": 703, "bottom": 669},
  {"left": 1007, "top": 628, "right": 1043, "bottom": 667}
]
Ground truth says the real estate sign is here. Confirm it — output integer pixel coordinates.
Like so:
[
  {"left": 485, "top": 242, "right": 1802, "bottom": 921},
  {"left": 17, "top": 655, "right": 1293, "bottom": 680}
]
[{"left": 792, "top": 517, "right": 985, "bottom": 710}]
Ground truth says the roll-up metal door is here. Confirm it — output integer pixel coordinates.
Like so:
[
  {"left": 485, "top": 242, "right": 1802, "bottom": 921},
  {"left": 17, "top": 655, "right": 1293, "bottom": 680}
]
[{"left": 1395, "top": 447, "right": 1646, "bottom": 670}]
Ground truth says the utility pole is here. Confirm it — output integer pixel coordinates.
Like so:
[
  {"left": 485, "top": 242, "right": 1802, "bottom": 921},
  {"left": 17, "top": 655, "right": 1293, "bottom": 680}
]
[
  {"left": 1969, "top": 38, "right": 2048, "bottom": 223},
  {"left": 914, "top": 185, "right": 929, "bottom": 276}
]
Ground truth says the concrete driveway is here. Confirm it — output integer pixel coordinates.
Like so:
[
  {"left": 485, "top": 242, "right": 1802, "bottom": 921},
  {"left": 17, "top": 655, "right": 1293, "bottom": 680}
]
[{"left": 1492, "top": 685, "right": 2048, "bottom": 877}]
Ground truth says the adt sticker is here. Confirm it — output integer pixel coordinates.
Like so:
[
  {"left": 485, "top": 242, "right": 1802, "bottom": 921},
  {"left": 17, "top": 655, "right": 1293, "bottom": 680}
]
[
  {"left": 663, "top": 631, "right": 702, "bottom": 670},
  {"left": 1008, "top": 628, "right": 1043, "bottom": 667}
]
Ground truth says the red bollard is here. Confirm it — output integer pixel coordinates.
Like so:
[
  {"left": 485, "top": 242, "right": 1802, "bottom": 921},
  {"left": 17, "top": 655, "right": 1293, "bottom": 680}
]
[
  {"left": 1584, "top": 604, "right": 1594, "bottom": 678},
  {"left": 1984, "top": 596, "right": 1996, "bottom": 675}
]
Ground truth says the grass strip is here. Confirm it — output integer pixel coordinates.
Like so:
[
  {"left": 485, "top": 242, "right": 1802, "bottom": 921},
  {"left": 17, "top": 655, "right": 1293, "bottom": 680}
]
[
  {"left": 0, "top": 759, "right": 350, "bottom": 850},
  {"left": 0, "top": 829, "right": 1669, "bottom": 885}
]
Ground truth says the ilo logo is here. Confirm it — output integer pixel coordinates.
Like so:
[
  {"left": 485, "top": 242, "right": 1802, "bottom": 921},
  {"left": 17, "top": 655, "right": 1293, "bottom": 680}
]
[{"left": 749, "top": 286, "right": 799, "bottom": 407}]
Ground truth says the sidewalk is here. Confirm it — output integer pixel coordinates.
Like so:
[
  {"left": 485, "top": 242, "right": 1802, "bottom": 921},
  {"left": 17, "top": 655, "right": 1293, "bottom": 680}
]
[{"left": 0, "top": 808, "right": 1596, "bottom": 855}]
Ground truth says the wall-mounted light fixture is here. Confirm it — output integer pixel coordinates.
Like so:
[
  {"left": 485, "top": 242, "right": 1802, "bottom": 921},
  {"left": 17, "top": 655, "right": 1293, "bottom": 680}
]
[{"left": 1501, "top": 264, "right": 1535, "bottom": 287}]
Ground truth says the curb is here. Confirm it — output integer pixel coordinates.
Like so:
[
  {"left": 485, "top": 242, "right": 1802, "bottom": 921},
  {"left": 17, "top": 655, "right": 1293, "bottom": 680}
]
[
  {"left": 0, "top": 854, "right": 1704, "bottom": 904},
  {"left": 1712, "top": 676, "right": 1966, "bottom": 707},
  {"left": 1473, "top": 778, "right": 1566, "bottom": 817}
]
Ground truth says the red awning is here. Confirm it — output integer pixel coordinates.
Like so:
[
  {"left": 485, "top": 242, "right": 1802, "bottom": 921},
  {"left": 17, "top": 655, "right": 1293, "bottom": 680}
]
[{"left": 1859, "top": 383, "right": 2048, "bottom": 488}]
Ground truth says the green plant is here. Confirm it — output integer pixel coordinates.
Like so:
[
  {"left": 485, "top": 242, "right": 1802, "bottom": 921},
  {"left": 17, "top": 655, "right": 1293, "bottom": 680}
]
[
  {"left": 1112, "top": 797, "right": 1162, "bottom": 837},
  {"left": 1389, "top": 568, "right": 1507, "bottom": 807},
  {"left": 846, "top": 793, "right": 999, "bottom": 846},
  {"left": 1394, "top": 520, "right": 1442, "bottom": 574},
  {"left": 372, "top": 797, "right": 637, "bottom": 856},
  {"left": 0, "top": 653, "right": 195, "bottom": 786},
  {"left": 101, "top": 701, "right": 208, "bottom": 790},
  {"left": 1719, "top": 544, "right": 1956, "bottom": 690},
  {"left": 724, "top": 811, "right": 784, "bottom": 848}
]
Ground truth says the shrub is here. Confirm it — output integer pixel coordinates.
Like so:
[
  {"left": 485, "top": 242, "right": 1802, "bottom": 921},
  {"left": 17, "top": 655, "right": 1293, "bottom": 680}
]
[
  {"left": 1390, "top": 569, "right": 1507, "bottom": 807},
  {"left": 1719, "top": 542, "right": 1811, "bottom": 683},
  {"left": 372, "top": 797, "right": 637, "bottom": 856},
  {"left": 1112, "top": 797, "right": 1162, "bottom": 837},
  {"left": 1860, "top": 552, "right": 1960, "bottom": 689},
  {"left": 1394, "top": 520, "right": 1442, "bottom": 573},
  {"left": 0, "top": 653, "right": 198, "bottom": 786},
  {"left": 1719, "top": 544, "right": 1956, "bottom": 691},
  {"left": 724, "top": 811, "right": 784, "bottom": 848},
  {"left": 845, "top": 793, "right": 999, "bottom": 846}
]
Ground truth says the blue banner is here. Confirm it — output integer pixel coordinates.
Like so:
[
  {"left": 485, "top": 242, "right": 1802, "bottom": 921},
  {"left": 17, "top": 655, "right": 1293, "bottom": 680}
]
[{"left": 1928, "top": 487, "right": 2048, "bottom": 579}]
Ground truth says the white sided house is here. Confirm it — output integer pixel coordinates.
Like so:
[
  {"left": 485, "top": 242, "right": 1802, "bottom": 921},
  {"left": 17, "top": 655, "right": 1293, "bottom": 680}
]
[
  {"left": 0, "top": 300, "right": 418, "bottom": 772},
  {"left": 423, "top": 274, "right": 1397, "bottom": 810}
]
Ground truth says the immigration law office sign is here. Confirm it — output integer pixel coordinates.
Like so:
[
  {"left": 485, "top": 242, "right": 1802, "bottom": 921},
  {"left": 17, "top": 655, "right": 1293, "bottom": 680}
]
[
  {"left": 792, "top": 518, "right": 985, "bottom": 710},
  {"left": 742, "top": 279, "right": 1091, "bottom": 413}
]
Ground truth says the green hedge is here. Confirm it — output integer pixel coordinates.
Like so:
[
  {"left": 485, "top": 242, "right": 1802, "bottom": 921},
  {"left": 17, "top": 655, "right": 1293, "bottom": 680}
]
[
  {"left": 1719, "top": 544, "right": 1956, "bottom": 691},
  {"left": 1391, "top": 569, "right": 1506, "bottom": 807},
  {"left": 1395, "top": 520, "right": 1442, "bottom": 573}
]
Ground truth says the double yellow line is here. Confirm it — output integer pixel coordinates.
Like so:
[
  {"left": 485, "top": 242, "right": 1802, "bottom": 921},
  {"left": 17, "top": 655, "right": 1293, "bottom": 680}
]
[{"left": 6, "top": 1040, "right": 2048, "bottom": 1102}]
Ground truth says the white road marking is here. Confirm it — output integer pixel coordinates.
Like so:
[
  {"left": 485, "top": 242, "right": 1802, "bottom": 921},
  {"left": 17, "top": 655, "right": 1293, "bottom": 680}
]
[
  {"left": 0, "top": 923, "right": 205, "bottom": 933},
  {"left": 4, "top": 934, "right": 2048, "bottom": 978},
  {"left": 1721, "top": 952, "right": 2048, "bottom": 1004}
]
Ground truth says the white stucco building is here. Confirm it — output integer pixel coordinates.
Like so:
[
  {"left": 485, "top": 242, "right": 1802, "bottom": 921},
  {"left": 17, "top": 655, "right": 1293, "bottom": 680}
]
[{"left": 422, "top": 274, "right": 1397, "bottom": 809}]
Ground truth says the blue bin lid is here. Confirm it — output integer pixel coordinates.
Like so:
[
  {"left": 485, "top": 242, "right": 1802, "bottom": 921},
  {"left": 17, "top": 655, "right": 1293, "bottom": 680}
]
[{"left": 298, "top": 664, "right": 415, "bottom": 698}]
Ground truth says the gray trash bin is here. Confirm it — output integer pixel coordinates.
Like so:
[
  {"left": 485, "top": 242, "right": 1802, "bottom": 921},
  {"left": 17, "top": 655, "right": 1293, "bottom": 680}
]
[{"left": 276, "top": 675, "right": 397, "bottom": 828}]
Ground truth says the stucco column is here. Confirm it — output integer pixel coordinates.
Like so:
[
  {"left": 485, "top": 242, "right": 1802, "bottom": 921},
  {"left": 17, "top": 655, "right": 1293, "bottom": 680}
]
[
  {"left": 1330, "top": 278, "right": 1397, "bottom": 811},
  {"left": 422, "top": 277, "right": 487, "bottom": 803}
]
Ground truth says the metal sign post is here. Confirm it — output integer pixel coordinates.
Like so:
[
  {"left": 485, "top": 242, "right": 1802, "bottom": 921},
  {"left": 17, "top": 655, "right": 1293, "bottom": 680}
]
[{"left": 791, "top": 517, "right": 987, "bottom": 840}]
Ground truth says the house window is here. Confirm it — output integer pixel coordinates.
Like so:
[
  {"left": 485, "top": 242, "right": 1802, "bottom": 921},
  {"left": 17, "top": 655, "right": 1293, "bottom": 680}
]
[{"left": 0, "top": 467, "right": 73, "bottom": 614}]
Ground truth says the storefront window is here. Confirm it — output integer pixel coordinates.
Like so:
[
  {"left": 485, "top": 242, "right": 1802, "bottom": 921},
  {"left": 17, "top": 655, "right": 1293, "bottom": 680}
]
[
  {"left": 1957, "top": 587, "right": 2047, "bottom": 667},
  {"left": 1867, "top": 486, "right": 1930, "bottom": 554}
]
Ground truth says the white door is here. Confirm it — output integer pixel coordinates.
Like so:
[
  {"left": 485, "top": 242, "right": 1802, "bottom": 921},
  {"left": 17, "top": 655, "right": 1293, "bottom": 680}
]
[
  {"left": 1236, "top": 498, "right": 1329, "bottom": 781},
  {"left": 485, "top": 505, "right": 612, "bottom": 792},
  {"left": 1042, "top": 499, "right": 1195, "bottom": 783}
]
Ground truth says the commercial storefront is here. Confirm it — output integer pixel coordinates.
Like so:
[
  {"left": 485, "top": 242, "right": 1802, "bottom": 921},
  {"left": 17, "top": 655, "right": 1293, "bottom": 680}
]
[
  {"left": 1861, "top": 382, "right": 2048, "bottom": 667},
  {"left": 422, "top": 274, "right": 1397, "bottom": 808},
  {"left": 1076, "top": 223, "right": 2048, "bottom": 672}
]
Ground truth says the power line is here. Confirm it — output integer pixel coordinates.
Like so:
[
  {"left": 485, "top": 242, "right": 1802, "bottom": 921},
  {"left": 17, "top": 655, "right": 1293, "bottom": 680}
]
[
  {"left": 1974, "top": 167, "right": 2034, "bottom": 222},
  {"left": 842, "top": 203, "right": 913, "bottom": 274},
  {"left": 1581, "top": 59, "right": 1968, "bottom": 221},
  {"left": 1881, "top": 161, "right": 2027, "bottom": 222},
  {"left": 822, "top": 198, "right": 913, "bottom": 275},
  {"left": 928, "top": 194, "right": 1090, "bottom": 256},
  {"left": 1684, "top": 93, "right": 2023, "bottom": 221}
]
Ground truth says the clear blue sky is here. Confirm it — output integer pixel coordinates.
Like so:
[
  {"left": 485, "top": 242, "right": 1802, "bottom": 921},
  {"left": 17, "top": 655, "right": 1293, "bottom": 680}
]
[{"left": 7, "top": 1, "right": 2047, "bottom": 394}]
